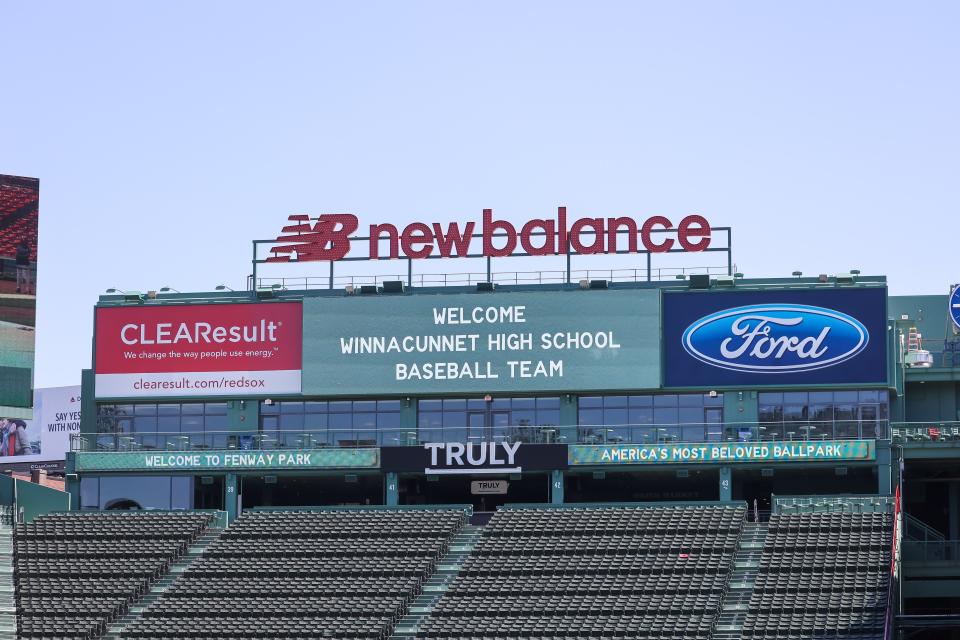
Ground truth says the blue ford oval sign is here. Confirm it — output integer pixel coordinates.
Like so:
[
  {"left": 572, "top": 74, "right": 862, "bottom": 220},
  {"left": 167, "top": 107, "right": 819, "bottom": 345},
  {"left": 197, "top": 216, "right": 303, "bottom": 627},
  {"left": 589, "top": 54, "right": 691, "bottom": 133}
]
[{"left": 681, "top": 304, "right": 869, "bottom": 373}]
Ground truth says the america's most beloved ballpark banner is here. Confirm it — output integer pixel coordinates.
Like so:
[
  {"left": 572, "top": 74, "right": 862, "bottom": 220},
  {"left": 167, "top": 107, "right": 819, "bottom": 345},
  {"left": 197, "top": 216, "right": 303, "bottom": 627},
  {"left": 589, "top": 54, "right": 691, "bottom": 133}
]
[
  {"left": 74, "top": 448, "right": 377, "bottom": 472},
  {"left": 569, "top": 440, "right": 875, "bottom": 466},
  {"left": 95, "top": 302, "right": 302, "bottom": 398},
  {"left": 302, "top": 289, "right": 660, "bottom": 395}
]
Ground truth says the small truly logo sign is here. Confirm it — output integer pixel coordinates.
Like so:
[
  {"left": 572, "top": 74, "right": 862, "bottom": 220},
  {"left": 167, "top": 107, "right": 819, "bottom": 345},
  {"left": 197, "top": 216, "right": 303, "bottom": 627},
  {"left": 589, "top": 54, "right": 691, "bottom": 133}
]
[{"left": 681, "top": 304, "right": 869, "bottom": 373}]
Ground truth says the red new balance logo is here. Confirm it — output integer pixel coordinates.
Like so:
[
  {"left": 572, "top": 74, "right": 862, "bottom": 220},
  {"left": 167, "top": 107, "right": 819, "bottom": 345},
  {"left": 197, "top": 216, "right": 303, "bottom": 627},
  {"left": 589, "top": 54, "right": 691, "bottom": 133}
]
[{"left": 268, "top": 214, "right": 359, "bottom": 262}]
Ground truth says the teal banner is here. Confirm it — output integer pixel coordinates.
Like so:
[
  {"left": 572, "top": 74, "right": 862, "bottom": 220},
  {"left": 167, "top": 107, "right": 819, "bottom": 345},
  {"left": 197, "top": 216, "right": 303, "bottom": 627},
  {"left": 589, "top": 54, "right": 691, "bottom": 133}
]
[
  {"left": 569, "top": 440, "right": 876, "bottom": 466},
  {"left": 75, "top": 448, "right": 379, "bottom": 472},
  {"left": 302, "top": 289, "right": 660, "bottom": 395}
]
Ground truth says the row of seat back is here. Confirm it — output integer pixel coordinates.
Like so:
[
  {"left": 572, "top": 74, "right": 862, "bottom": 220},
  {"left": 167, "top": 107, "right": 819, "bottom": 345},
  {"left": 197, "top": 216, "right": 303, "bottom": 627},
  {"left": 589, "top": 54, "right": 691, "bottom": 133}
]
[
  {"left": 417, "top": 504, "right": 746, "bottom": 640},
  {"left": 14, "top": 511, "right": 214, "bottom": 640},
  {"left": 744, "top": 512, "right": 893, "bottom": 640},
  {"left": 121, "top": 508, "right": 466, "bottom": 640}
]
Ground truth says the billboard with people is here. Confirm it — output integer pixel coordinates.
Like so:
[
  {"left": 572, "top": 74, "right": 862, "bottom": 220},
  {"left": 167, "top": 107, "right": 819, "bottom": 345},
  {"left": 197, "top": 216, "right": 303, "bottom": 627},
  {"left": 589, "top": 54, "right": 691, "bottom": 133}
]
[
  {"left": 0, "top": 174, "right": 39, "bottom": 414},
  {"left": 0, "top": 386, "right": 81, "bottom": 471}
]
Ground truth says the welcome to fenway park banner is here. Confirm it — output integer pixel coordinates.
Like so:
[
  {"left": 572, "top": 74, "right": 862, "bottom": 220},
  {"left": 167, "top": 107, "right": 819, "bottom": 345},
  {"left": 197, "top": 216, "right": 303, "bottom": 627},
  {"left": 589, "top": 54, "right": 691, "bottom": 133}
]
[{"left": 94, "top": 302, "right": 302, "bottom": 398}]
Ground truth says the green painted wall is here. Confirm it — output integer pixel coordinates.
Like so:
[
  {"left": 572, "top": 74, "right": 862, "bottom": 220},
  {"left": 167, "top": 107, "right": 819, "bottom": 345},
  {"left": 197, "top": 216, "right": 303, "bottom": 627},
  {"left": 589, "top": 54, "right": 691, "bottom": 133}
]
[
  {"left": 80, "top": 368, "right": 96, "bottom": 436},
  {"left": 889, "top": 294, "right": 955, "bottom": 342},
  {"left": 905, "top": 381, "right": 959, "bottom": 422},
  {"left": 15, "top": 479, "right": 71, "bottom": 523},
  {"left": 724, "top": 390, "right": 758, "bottom": 425}
]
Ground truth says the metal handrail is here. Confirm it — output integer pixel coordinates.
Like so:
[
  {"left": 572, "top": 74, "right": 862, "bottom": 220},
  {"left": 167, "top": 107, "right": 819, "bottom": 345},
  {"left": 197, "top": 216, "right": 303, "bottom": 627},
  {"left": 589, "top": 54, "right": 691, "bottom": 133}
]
[{"left": 77, "top": 419, "right": 890, "bottom": 453}]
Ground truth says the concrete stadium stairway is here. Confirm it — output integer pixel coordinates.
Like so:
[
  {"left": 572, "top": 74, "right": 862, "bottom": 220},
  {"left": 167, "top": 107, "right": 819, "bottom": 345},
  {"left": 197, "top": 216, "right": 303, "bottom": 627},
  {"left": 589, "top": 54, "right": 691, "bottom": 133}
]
[
  {"left": 390, "top": 524, "right": 483, "bottom": 640},
  {"left": 0, "top": 515, "right": 15, "bottom": 640},
  {"left": 713, "top": 521, "right": 767, "bottom": 640},
  {"left": 103, "top": 527, "right": 224, "bottom": 639}
]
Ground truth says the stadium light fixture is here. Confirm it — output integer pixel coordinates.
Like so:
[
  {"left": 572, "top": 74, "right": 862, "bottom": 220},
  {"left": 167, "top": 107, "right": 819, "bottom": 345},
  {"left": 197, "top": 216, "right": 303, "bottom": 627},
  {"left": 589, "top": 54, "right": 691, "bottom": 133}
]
[
  {"left": 792, "top": 271, "right": 802, "bottom": 278},
  {"left": 215, "top": 284, "right": 234, "bottom": 291},
  {"left": 159, "top": 287, "right": 180, "bottom": 293}
]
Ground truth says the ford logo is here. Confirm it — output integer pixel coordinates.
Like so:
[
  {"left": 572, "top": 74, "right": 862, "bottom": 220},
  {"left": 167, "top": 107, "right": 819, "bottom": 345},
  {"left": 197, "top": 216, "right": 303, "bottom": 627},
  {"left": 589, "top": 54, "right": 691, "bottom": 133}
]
[{"left": 681, "top": 304, "right": 869, "bottom": 373}]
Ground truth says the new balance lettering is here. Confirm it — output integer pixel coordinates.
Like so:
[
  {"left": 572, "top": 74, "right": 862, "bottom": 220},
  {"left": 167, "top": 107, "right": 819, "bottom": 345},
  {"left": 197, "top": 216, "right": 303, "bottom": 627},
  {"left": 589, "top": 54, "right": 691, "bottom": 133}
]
[{"left": 269, "top": 208, "right": 713, "bottom": 261}]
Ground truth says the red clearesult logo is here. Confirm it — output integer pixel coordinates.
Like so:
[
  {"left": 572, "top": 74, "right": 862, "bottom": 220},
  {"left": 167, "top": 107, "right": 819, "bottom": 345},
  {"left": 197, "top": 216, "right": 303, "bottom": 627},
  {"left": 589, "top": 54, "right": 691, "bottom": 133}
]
[{"left": 268, "top": 214, "right": 359, "bottom": 262}]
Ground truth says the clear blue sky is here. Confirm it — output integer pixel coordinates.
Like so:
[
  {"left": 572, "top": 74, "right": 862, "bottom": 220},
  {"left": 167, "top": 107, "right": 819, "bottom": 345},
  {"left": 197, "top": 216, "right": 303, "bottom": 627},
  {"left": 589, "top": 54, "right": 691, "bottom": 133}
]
[{"left": 2, "top": 1, "right": 958, "bottom": 388}]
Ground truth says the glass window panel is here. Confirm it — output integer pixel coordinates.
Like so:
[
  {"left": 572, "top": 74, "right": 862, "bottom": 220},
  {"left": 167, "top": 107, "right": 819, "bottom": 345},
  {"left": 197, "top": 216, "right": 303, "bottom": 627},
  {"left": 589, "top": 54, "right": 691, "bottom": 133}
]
[
  {"left": 834, "top": 404, "right": 856, "bottom": 421},
  {"left": 628, "top": 408, "right": 654, "bottom": 425},
  {"left": 681, "top": 425, "right": 706, "bottom": 442},
  {"left": 181, "top": 404, "right": 204, "bottom": 415},
  {"left": 204, "top": 415, "right": 228, "bottom": 430},
  {"left": 511, "top": 410, "right": 536, "bottom": 426},
  {"left": 467, "top": 399, "right": 487, "bottom": 410},
  {"left": 133, "top": 417, "right": 158, "bottom": 433},
  {"left": 809, "top": 391, "right": 833, "bottom": 403},
  {"left": 304, "top": 401, "right": 328, "bottom": 412},
  {"left": 579, "top": 397, "right": 603, "bottom": 409},
  {"left": 181, "top": 416, "right": 203, "bottom": 432},
  {"left": 377, "top": 412, "right": 401, "bottom": 429},
  {"left": 377, "top": 400, "right": 401, "bottom": 411},
  {"left": 783, "top": 392, "right": 807, "bottom": 404},
  {"left": 490, "top": 398, "right": 511, "bottom": 410},
  {"left": 419, "top": 399, "right": 442, "bottom": 411},
  {"left": 604, "top": 396, "right": 628, "bottom": 408},
  {"left": 783, "top": 405, "right": 807, "bottom": 422},
  {"left": 628, "top": 395, "right": 653, "bottom": 407},
  {"left": 134, "top": 404, "right": 157, "bottom": 416},
  {"left": 578, "top": 408, "right": 604, "bottom": 426},
  {"left": 260, "top": 416, "right": 279, "bottom": 430},
  {"left": 353, "top": 413, "right": 377, "bottom": 429},
  {"left": 858, "top": 390, "right": 880, "bottom": 403},
  {"left": 280, "top": 402, "right": 304, "bottom": 413},
  {"left": 204, "top": 402, "right": 227, "bottom": 415},
  {"left": 678, "top": 394, "right": 704, "bottom": 408},
  {"left": 328, "top": 413, "right": 352, "bottom": 429},
  {"left": 157, "top": 416, "right": 179, "bottom": 433},
  {"left": 511, "top": 397, "right": 535, "bottom": 409},
  {"left": 653, "top": 407, "right": 679, "bottom": 424},
  {"left": 678, "top": 407, "right": 703, "bottom": 424},
  {"left": 353, "top": 401, "right": 376, "bottom": 412},
  {"left": 604, "top": 408, "right": 628, "bottom": 426},
  {"left": 809, "top": 404, "right": 834, "bottom": 422},
  {"left": 536, "top": 397, "right": 560, "bottom": 409},
  {"left": 303, "top": 413, "right": 328, "bottom": 429},
  {"left": 834, "top": 391, "right": 858, "bottom": 403},
  {"left": 157, "top": 404, "right": 180, "bottom": 416},
  {"left": 758, "top": 405, "right": 781, "bottom": 423},
  {"left": 328, "top": 401, "right": 352, "bottom": 413},
  {"left": 443, "top": 399, "right": 467, "bottom": 411},
  {"left": 279, "top": 414, "right": 304, "bottom": 430},
  {"left": 654, "top": 395, "right": 678, "bottom": 407},
  {"left": 418, "top": 412, "right": 443, "bottom": 429},
  {"left": 442, "top": 412, "right": 467, "bottom": 428},
  {"left": 537, "top": 410, "right": 560, "bottom": 426},
  {"left": 758, "top": 393, "right": 782, "bottom": 404}
]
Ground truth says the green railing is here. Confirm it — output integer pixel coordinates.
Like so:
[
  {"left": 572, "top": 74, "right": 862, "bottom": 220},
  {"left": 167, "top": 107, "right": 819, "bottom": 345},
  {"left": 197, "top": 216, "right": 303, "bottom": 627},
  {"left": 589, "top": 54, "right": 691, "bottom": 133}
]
[
  {"left": 773, "top": 495, "right": 896, "bottom": 514},
  {"left": 902, "top": 540, "right": 960, "bottom": 563}
]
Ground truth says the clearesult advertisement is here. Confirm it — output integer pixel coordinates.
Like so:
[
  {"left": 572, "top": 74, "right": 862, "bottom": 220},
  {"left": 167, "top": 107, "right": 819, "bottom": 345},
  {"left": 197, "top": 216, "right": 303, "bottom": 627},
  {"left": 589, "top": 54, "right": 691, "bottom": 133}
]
[
  {"left": 0, "top": 385, "right": 81, "bottom": 471},
  {"left": 94, "top": 302, "right": 303, "bottom": 398}
]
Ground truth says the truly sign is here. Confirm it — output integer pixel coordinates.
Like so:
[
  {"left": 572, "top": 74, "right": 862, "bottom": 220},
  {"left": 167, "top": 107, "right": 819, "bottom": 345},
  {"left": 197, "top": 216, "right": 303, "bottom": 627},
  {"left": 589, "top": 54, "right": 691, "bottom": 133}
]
[{"left": 268, "top": 209, "right": 713, "bottom": 262}]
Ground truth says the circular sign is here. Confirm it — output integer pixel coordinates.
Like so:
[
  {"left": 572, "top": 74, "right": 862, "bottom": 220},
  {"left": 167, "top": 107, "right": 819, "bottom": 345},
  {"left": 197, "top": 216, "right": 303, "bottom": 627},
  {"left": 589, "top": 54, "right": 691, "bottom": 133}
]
[{"left": 951, "top": 285, "right": 960, "bottom": 330}]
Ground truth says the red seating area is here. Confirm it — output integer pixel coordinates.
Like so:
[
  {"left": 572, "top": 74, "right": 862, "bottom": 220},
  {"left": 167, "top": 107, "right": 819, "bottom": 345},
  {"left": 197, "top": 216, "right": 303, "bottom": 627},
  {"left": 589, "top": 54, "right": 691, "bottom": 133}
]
[{"left": 0, "top": 184, "right": 39, "bottom": 262}]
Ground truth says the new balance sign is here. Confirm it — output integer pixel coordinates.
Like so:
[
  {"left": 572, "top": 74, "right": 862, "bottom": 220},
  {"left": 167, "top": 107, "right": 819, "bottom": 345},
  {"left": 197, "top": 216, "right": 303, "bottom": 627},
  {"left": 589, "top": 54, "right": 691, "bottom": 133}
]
[
  {"left": 95, "top": 302, "right": 303, "bottom": 398},
  {"left": 269, "top": 209, "right": 713, "bottom": 262}
]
